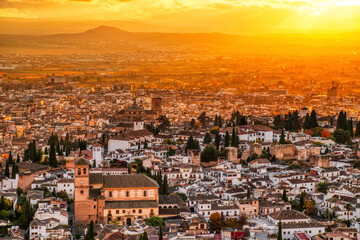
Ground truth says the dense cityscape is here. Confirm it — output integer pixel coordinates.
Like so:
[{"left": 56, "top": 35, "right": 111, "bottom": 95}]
[{"left": 1, "top": 1, "right": 360, "bottom": 240}]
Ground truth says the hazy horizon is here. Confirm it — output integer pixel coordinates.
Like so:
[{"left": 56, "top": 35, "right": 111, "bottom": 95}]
[{"left": 1, "top": 0, "right": 360, "bottom": 35}]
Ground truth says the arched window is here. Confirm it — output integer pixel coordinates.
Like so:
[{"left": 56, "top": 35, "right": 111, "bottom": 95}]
[
  {"left": 144, "top": 191, "right": 147, "bottom": 197},
  {"left": 83, "top": 168, "right": 86, "bottom": 174},
  {"left": 126, "top": 191, "right": 129, "bottom": 197},
  {"left": 109, "top": 191, "right": 112, "bottom": 198},
  {"left": 77, "top": 168, "right": 81, "bottom": 175}
]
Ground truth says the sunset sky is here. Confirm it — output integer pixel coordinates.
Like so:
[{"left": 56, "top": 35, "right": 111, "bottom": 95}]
[{"left": 1, "top": 0, "right": 360, "bottom": 34}]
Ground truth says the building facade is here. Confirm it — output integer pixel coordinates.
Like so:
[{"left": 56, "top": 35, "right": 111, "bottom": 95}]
[{"left": 74, "top": 159, "right": 159, "bottom": 226}]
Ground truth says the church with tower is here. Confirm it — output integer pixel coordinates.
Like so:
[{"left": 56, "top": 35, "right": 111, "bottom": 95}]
[
  {"left": 74, "top": 158, "right": 159, "bottom": 226},
  {"left": 115, "top": 97, "right": 162, "bottom": 123}
]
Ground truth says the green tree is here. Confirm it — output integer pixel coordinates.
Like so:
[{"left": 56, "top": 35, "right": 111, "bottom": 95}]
[
  {"left": 224, "top": 131, "right": 230, "bottom": 147},
  {"left": 185, "top": 135, "right": 200, "bottom": 153},
  {"left": 282, "top": 189, "right": 288, "bottom": 202},
  {"left": 84, "top": 220, "right": 95, "bottom": 240},
  {"left": 189, "top": 119, "right": 196, "bottom": 130},
  {"left": 299, "top": 192, "right": 305, "bottom": 211},
  {"left": 49, "top": 142, "right": 58, "bottom": 167},
  {"left": 215, "top": 132, "right": 220, "bottom": 150},
  {"left": 162, "top": 175, "right": 169, "bottom": 195},
  {"left": 203, "top": 132, "right": 212, "bottom": 144},
  {"left": 284, "top": 111, "right": 301, "bottom": 131},
  {"left": 347, "top": 119, "right": 353, "bottom": 137},
  {"left": 214, "top": 114, "right": 219, "bottom": 127},
  {"left": 159, "top": 225, "right": 163, "bottom": 240},
  {"left": 304, "top": 113, "right": 311, "bottom": 129},
  {"left": 310, "top": 110, "right": 318, "bottom": 128},
  {"left": 16, "top": 187, "right": 23, "bottom": 197},
  {"left": 317, "top": 182, "right": 329, "bottom": 194},
  {"left": 20, "top": 200, "right": 33, "bottom": 229},
  {"left": 56, "top": 191, "right": 69, "bottom": 201},
  {"left": 277, "top": 221, "right": 282, "bottom": 240},
  {"left": 279, "top": 129, "right": 286, "bottom": 144},
  {"left": 231, "top": 128, "right": 238, "bottom": 147},
  {"left": 157, "top": 115, "right": 170, "bottom": 132},
  {"left": 11, "top": 161, "right": 18, "bottom": 179},
  {"left": 16, "top": 153, "right": 20, "bottom": 163},
  {"left": 333, "top": 129, "right": 352, "bottom": 145},
  {"left": 144, "top": 139, "right": 148, "bottom": 149},
  {"left": 176, "top": 192, "right": 187, "bottom": 201},
  {"left": 274, "top": 114, "right": 283, "bottom": 127},
  {"left": 4, "top": 160, "right": 9, "bottom": 178},
  {"left": 336, "top": 110, "right": 347, "bottom": 130},
  {"left": 145, "top": 216, "right": 164, "bottom": 226},
  {"left": 8, "top": 151, "right": 13, "bottom": 164},
  {"left": 197, "top": 112, "right": 208, "bottom": 125},
  {"left": 201, "top": 145, "right": 219, "bottom": 163}
]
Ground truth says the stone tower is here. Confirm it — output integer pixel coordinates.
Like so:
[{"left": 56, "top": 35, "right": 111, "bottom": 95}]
[
  {"left": 74, "top": 158, "right": 90, "bottom": 225},
  {"left": 151, "top": 97, "right": 162, "bottom": 115}
]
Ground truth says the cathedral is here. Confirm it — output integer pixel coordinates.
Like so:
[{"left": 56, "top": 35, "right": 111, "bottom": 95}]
[
  {"left": 74, "top": 159, "right": 160, "bottom": 226},
  {"left": 115, "top": 97, "right": 162, "bottom": 122}
]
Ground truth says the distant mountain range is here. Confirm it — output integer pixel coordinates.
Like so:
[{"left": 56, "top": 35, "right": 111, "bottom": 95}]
[{"left": 0, "top": 25, "right": 359, "bottom": 54}]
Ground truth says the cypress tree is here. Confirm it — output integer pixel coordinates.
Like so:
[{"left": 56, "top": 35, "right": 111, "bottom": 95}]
[
  {"left": 32, "top": 140, "right": 37, "bottom": 163},
  {"left": 163, "top": 175, "right": 169, "bottom": 195},
  {"left": 159, "top": 225, "right": 163, "bottom": 240},
  {"left": 304, "top": 113, "right": 311, "bottom": 129},
  {"left": 277, "top": 221, "right": 282, "bottom": 240},
  {"left": 215, "top": 132, "right": 220, "bottom": 151},
  {"left": 16, "top": 153, "right": 20, "bottom": 163},
  {"left": 279, "top": 129, "right": 286, "bottom": 144},
  {"left": 85, "top": 220, "right": 95, "bottom": 240},
  {"left": 8, "top": 151, "right": 13, "bottom": 164},
  {"left": 142, "top": 232, "right": 149, "bottom": 240},
  {"left": 224, "top": 131, "right": 230, "bottom": 147},
  {"left": 282, "top": 189, "right": 288, "bottom": 202},
  {"left": 344, "top": 112, "right": 348, "bottom": 130},
  {"left": 157, "top": 172, "right": 163, "bottom": 195},
  {"left": 49, "top": 143, "right": 58, "bottom": 167},
  {"left": 218, "top": 115, "right": 223, "bottom": 128},
  {"left": 231, "top": 128, "right": 238, "bottom": 147},
  {"left": 144, "top": 139, "right": 148, "bottom": 149},
  {"left": 214, "top": 114, "right": 218, "bottom": 127},
  {"left": 348, "top": 119, "right": 353, "bottom": 137},
  {"left": 337, "top": 111, "right": 344, "bottom": 130},
  {"left": 4, "top": 160, "right": 9, "bottom": 178},
  {"left": 203, "top": 132, "right": 212, "bottom": 144},
  {"left": 299, "top": 192, "right": 305, "bottom": 211},
  {"left": 11, "top": 161, "right": 17, "bottom": 179},
  {"left": 310, "top": 110, "right": 318, "bottom": 128}
]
